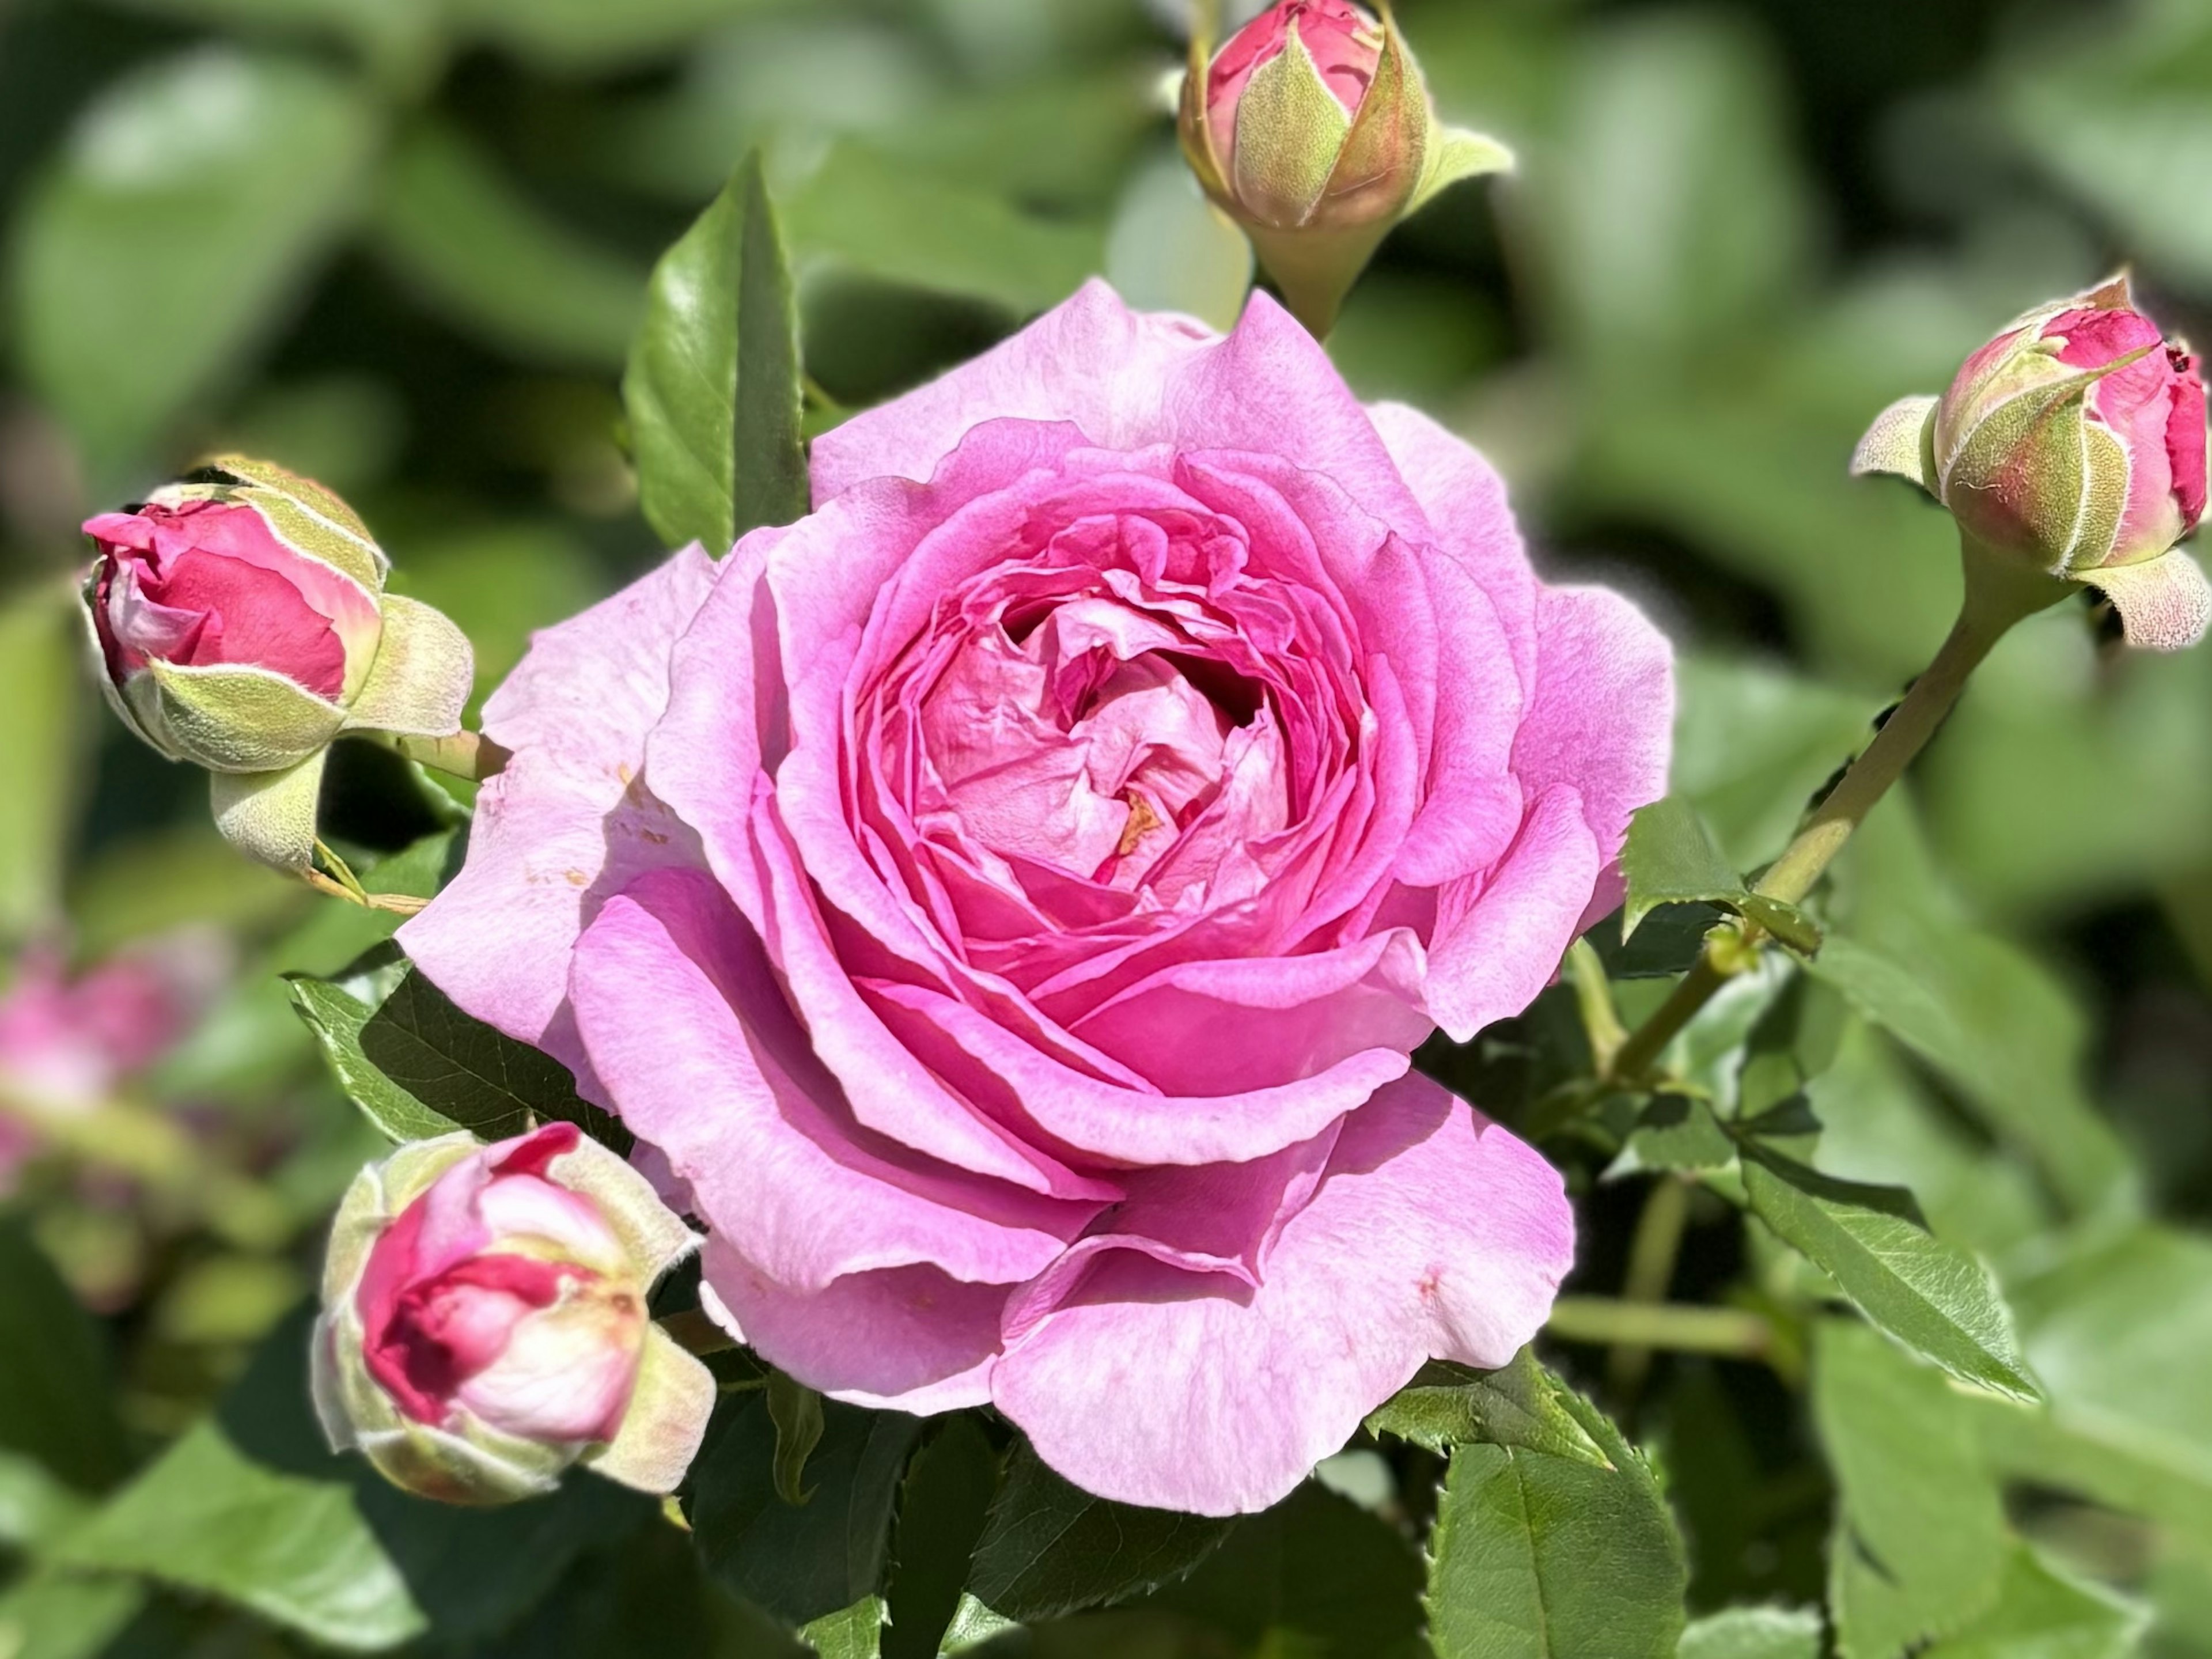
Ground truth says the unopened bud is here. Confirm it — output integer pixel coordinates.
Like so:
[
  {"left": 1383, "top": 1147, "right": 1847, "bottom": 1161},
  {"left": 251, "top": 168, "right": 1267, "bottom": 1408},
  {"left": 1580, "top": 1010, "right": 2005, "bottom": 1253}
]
[
  {"left": 312, "top": 1124, "right": 714, "bottom": 1507},
  {"left": 81, "top": 457, "right": 475, "bottom": 868},
  {"left": 1178, "top": 0, "right": 1510, "bottom": 336},
  {"left": 1853, "top": 275, "right": 2210, "bottom": 650}
]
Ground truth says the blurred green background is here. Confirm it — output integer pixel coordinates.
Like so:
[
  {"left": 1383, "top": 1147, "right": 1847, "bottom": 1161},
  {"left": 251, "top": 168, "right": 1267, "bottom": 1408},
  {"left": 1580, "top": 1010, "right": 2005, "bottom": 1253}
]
[{"left": 3, "top": 0, "right": 2212, "bottom": 1652}]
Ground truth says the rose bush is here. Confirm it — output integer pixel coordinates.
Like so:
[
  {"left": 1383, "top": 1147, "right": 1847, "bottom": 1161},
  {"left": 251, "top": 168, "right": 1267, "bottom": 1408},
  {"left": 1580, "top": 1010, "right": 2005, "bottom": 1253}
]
[{"left": 403, "top": 283, "right": 1671, "bottom": 1513}]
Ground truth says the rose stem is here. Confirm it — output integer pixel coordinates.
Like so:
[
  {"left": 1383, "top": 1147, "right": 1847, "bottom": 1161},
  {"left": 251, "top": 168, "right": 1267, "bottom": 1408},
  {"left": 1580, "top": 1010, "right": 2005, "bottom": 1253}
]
[
  {"left": 1604, "top": 540, "right": 2063, "bottom": 1088},
  {"left": 1606, "top": 1174, "right": 1694, "bottom": 1408}
]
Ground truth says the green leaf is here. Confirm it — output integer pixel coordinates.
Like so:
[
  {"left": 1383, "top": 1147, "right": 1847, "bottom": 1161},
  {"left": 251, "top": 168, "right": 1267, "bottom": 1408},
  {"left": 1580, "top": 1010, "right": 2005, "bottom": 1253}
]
[
  {"left": 0, "top": 1571, "right": 147, "bottom": 1659},
  {"left": 288, "top": 975, "right": 463, "bottom": 1142},
  {"left": 800, "top": 1597, "right": 886, "bottom": 1659},
  {"left": 53, "top": 1307, "right": 652, "bottom": 1650},
  {"left": 767, "top": 1371, "right": 826, "bottom": 1506},
  {"left": 1620, "top": 1093, "right": 1737, "bottom": 1175},
  {"left": 0, "top": 1220, "right": 132, "bottom": 1495},
  {"left": 0, "top": 586, "right": 81, "bottom": 944},
  {"left": 1807, "top": 805, "right": 2134, "bottom": 1217},
  {"left": 370, "top": 121, "right": 646, "bottom": 367},
  {"left": 623, "top": 150, "right": 808, "bottom": 557},
  {"left": 1425, "top": 1390, "right": 1687, "bottom": 1658},
  {"left": 1366, "top": 1350, "right": 1613, "bottom": 1469},
  {"left": 11, "top": 48, "right": 377, "bottom": 482},
  {"left": 883, "top": 1417, "right": 999, "bottom": 1659},
  {"left": 1590, "top": 902, "right": 1729, "bottom": 981},
  {"left": 1149, "top": 1482, "right": 1429, "bottom": 1659},
  {"left": 964, "top": 1437, "right": 1236, "bottom": 1623},
  {"left": 1813, "top": 1320, "right": 2007, "bottom": 1659},
  {"left": 1970, "top": 1227, "right": 2212, "bottom": 1549},
  {"left": 1739, "top": 1143, "right": 2037, "bottom": 1402},
  {"left": 1919, "top": 1542, "right": 2146, "bottom": 1659},
  {"left": 783, "top": 145, "right": 1101, "bottom": 316},
  {"left": 355, "top": 965, "right": 630, "bottom": 1152},
  {"left": 0, "top": 1448, "right": 91, "bottom": 1549},
  {"left": 690, "top": 1393, "right": 922, "bottom": 1628},
  {"left": 1677, "top": 1607, "right": 1821, "bottom": 1659},
  {"left": 1620, "top": 798, "right": 1821, "bottom": 955}
]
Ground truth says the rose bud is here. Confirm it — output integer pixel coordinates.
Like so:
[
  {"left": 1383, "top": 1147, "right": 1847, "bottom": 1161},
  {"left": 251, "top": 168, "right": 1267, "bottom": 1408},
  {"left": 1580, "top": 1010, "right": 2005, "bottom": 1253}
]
[
  {"left": 311, "top": 1123, "right": 715, "bottom": 1506},
  {"left": 1853, "top": 274, "right": 2210, "bottom": 651},
  {"left": 1177, "top": 0, "right": 1511, "bottom": 335},
  {"left": 81, "top": 455, "right": 475, "bottom": 869}
]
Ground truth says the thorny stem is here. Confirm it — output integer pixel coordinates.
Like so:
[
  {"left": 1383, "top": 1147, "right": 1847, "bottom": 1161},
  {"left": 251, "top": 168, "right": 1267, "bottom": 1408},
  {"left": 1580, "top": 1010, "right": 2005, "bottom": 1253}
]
[{"left": 1603, "top": 539, "right": 2063, "bottom": 1088}]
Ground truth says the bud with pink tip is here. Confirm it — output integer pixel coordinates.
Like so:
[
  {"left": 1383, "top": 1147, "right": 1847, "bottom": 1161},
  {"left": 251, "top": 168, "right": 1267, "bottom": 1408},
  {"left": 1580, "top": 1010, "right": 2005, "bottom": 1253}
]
[
  {"left": 1178, "top": 0, "right": 1510, "bottom": 336},
  {"left": 81, "top": 456, "right": 475, "bottom": 869},
  {"left": 1853, "top": 274, "right": 2210, "bottom": 650},
  {"left": 312, "top": 1123, "right": 714, "bottom": 1506}
]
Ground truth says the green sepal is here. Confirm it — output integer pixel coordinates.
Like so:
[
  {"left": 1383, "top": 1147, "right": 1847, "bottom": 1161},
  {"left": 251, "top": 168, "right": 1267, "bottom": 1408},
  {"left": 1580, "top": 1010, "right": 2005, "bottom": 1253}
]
[
  {"left": 585, "top": 1325, "right": 716, "bottom": 1497},
  {"left": 1231, "top": 22, "right": 1353, "bottom": 229},
  {"left": 1849, "top": 393, "right": 1938, "bottom": 493},
  {"left": 2077, "top": 547, "right": 2212, "bottom": 652},
  {"left": 145, "top": 658, "right": 346, "bottom": 771},
  {"left": 1408, "top": 125, "right": 1514, "bottom": 215},
  {"left": 210, "top": 748, "right": 329, "bottom": 872},
  {"left": 344, "top": 593, "right": 474, "bottom": 737},
  {"left": 1320, "top": 8, "right": 1427, "bottom": 228}
]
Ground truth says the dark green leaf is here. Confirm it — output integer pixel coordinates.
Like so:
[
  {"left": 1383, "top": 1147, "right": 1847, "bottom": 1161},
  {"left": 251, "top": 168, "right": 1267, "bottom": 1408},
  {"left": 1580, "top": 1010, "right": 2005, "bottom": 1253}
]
[
  {"left": 370, "top": 121, "right": 645, "bottom": 367},
  {"left": 53, "top": 1306, "right": 652, "bottom": 1649},
  {"left": 288, "top": 974, "right": 461, "bottom": 1142},
  {"left": 0, "top": 1220, "right": 131, "bottom": 1494},
  {"left": 624, "top": 149, "right": 807, "bottom": 556},
  {"left": 358, "top": 965, "right": 629, "bottom": 1152},
  {"left": 783, "top": 145, "right": 1101, "bottom": 316},
  {"left": 1919, "top": 1541, "right": 2145, "bottom": 1659},
  {"left": 965, "top": 1437, "right": 1235, "bottom": 1623},
  {"left": 1740, "top": 1143, "right": 2037, "bottom": 1401},
  {"left": 1677, "top": 1607, "right": 1821, "bottom": 1659},
  {"left": 1590, "top": 902, "right": 1728, "bottom": 980},
  {"left": 1366, "top": 1350, "right": 1613, "bottom": 1468},
  {"left": 884, "top": 1416, "right": 999, "bottom": 1659},
  {"left": 1814, "top": 1320, "right": 2006, "bottom": 1659},
  {"left": 768, "top": 1371, "right": 826, "bottom": 1506},
  {"left": 1149, "top": 1482, "right": 1427, "bottom": 1659},
  {"left": 1425, "top": 1391, "right": 1687, "bottom": 1658},
  {"left": 12, "top": 49, "right": 377, "bottom": 483},
  {"left": 690, "top": 1393, "right": 922, "bottom": 1628},
  {"left": 1620, "top": 798, "right": 1821, "bottom": 954}
]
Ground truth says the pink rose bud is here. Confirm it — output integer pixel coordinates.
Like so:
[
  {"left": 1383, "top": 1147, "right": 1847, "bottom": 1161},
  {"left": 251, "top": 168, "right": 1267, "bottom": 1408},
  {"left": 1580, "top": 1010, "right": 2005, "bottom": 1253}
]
[
  {"left": 312, "top": 1123, "right": 714, "bottom": 1506},
  {"left": 1177, "top": 0, "right": 1509, "bottom": 335},
  {"left": 81, "top": 456, "right": 476, "bottom": 868},
  {"left": 1853, "top": 274, "right": 2211, "bottom": 651}
]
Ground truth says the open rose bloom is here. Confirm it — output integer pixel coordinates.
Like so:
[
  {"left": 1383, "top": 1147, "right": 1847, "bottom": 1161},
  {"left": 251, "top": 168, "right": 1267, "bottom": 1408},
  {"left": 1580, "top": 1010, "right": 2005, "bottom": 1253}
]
[{"left": 404, "top": 283, "right": 1671, "bottom": 1513}]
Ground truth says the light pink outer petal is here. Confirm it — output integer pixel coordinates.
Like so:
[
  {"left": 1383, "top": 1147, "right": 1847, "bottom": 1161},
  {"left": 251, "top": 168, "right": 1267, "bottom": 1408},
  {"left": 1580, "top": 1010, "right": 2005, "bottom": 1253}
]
[
  {"left": 399, "top": 549, "right": 719, "bottom": 1083},
  {"left": 810, "top": 284, "right": 1426, "bottom": 535},
  {"left": 991, "top": 1073, "right": 1574, "bottom": 1514},
  {"left": 569, "top": 867, "right": 1101, "bottom": 1292},
  {"left": 698, "top": 1238, "right": 1005, "bottom": 1413}
]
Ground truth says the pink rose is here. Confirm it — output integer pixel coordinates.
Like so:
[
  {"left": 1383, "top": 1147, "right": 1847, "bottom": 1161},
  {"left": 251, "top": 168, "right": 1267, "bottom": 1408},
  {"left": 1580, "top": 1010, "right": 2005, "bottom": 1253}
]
[
  {"left": 0, "top": 942, "right": 209, "bottom": 1195},
  {"left": 403, "top": 284, "right": 1671, "bottom": 1513},
  {"left": 86, "top": 497, "right": 382, "bottom": 709},
  {"left": 313, "top": 1123, "right": 714, "bottom": 1505}
]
